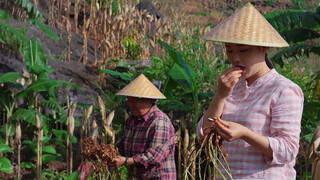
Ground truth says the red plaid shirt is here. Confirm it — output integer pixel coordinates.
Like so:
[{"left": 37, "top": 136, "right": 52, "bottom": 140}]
[{"left": 117, "top": 105, "right": 176, "bottom": 179}]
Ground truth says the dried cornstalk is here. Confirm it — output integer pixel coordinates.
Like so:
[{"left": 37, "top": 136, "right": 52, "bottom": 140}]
[
  {"left": 81, "top": 10, "right": 88, "bottom": 64},
  {"left": 105, "top": 110, "right": 115, "bottom": 126},
  {"left": 74, "top": 0, "right": 80, "bottom": 33},
  {"left": 15, "top": 121, "right": 21, "bottom": 179},
  {"left": 66, "top": 19, "right": 71, "bottom": 62},
  {"left": 81, "top": 104, "right": 93, "bottom": 148},
  {"left": 36, "top": 113, "right": 43, "bottom": 180},
  {"left": 58, "top": 0, "right": 63, "bottom": 26},
  {"left": 98, "top": 96, "right": 106, "bottom": 120},
  {"left": 49, "top": 0, "right": 55, "bottom": 26},
  {"left": 104, "top": 110, "right": 115, "bottom": 145},
  {"left": 67, "top": 102, "right": 77, "bottom": 175},
  {"left": 176, "top": 128, "right": 182, "bottom": 179},
  {"left": 309, "top": 126, "right": 320, "bottom": 180},
  {"left": 180, "top": 117, "right": 190, "bottom": 178}
]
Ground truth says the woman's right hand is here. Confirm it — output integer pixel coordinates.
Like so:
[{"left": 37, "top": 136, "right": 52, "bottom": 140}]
[{"left": 216, "top": 67, "right": 243, "bottom": 98}]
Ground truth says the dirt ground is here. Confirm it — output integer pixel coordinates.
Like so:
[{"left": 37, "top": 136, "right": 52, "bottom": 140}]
[{"left": 156, "top": 0, "right": 294, "bottom": 27}]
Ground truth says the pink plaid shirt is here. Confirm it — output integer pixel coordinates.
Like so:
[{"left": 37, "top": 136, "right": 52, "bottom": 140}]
[
  {"left": 197, "top": 69, "right": 304, "bottom": 179},
  {"left": 117, "top": 105, "right": 176, "bottom": 179}
]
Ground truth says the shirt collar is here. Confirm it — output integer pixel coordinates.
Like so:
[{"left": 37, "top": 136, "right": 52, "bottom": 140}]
[
  {"left": 130, "top": 104, "right": 157, "bottom": 122},
  {"left": 141, "top": 104, "right": 157, "bottom": 121},
  {"left": 240, "top": 68, "right": 277, "bottom": 88}
]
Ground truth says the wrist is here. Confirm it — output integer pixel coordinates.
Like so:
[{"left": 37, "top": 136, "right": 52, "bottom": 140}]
[{"left": 125, "top": 156, "right": 129, "bottom": 167}]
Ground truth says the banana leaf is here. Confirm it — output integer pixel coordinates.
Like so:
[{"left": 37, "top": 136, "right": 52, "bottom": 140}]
[
  {"left": 272, "top": 44, "right": 320, "bottom": 65},
  {"left": 264, "top": 9, "right": 320, "bottom": 43}
]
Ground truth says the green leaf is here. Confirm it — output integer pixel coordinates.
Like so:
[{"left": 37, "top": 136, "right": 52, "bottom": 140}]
[
  {"left": 43, "top": 145, "right": 57, "bottom": 154},
  {"left": 117, "top": 61, "right": 129, "bottom": 67},
  {"left": 168, "top": 63, "right": 194, "bottom": 90},
  {"left": 43, "top": 136, "right": 51, "bottom": 144},
  {"left": 0, "top": 144, "right": 13, "bottom": 153},
  {"left": 42, "top": 154, "right": 57, "bottom": 164},
  {"left": 198, "top": 92, "right": 214, "bottom": 101},
  {"left": 33, "top": 21, "right": 59, "bottom": 41},
  {"left": 29, "top": 64, "right": 53, "bottom": 75},
  {"left": 158, "top": 39, "right": 195, "bottom": 82},
  {"left": 0, "top": 10, "right": 12, "bottom": 19},
  {"left": 18, "top": 79, "right": 67, "bottom": 98},
  {"left": 10, "top": 109, "right": 43, "bottom": 126},
  {"left": 52, "top": 129, "right": 67, "bottom": 140},
  {"left": 0, "top": 21, "right": 28, "bottom": 44},
  {"left": 69, "top": 171, "right": 79, "bottom": 180},
  {"left": 40, "top": 100, "right": 63, "bottom": 113},
  {"left": 99, "top": 69, "right": 133, "bottom": 81},
  {"left": 0, "top": 157, "right": 13, "bottom": 173},
  {"left": 72, "top": 136, "right": 78, "bottom": 143},
  {"left": 23, "top": 39, "right": 48, "bottom": 74},
  {"left": 265, "top": 9, "right": 320, "bottom": 30},
  {"left": 22, "top": 140, "right": 37, "bottom": 154},
  {"left": 0, "top": 72, "right": 22, "bottom": 83},
  {"left": 52, "top": 129, "right": 78, "bottom": 143},
  {"left": 163, "top": 77, "right": 178, "bottom": 98},
  {"left": 264, "top": 9, "right": 320, "bottom": 43},
  {"left": 280, "top": 28, "right": 320, "bottom": 43},
  {"left": 303, "top": 133, "right": 313, "bottom": 144},
  {"left": 158, "top": 99, "right": 193, "bottom": 111},
  {"left": 21, "top": 162, "right": 35, "bottom": 169},
  {"left": 272, "top": 44, "right": 320, "bottom": 65}
]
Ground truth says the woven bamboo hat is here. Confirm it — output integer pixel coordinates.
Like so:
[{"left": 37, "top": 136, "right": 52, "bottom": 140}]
[
  {"left": 116, "top": 74, "right": 166, "bottom": 99},
  {"left": 203, "top": 2, "right": 289, "bottom": 47}
]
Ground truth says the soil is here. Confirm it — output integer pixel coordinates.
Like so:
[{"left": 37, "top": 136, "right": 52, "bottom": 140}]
[{"left": 168, "top": 0, "right": 293, "bottom": 27}]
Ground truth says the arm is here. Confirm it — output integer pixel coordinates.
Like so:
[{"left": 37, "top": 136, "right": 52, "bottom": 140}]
[
  {"left": 132, "top": 117, "right": 174, "bottom": 168},
  {"left": 202, "top": 67, "right": 243, "bottom": 131},
  {"left": 266, "top": 86, "right": 304, "bottom": 164}
]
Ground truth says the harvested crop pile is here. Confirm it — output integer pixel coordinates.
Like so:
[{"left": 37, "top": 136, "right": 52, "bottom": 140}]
[{"left": 81, "top": 137, "right": 119, "bottom": 171}]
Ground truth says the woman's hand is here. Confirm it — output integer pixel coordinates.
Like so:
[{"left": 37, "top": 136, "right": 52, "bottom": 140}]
[
  {"left": 111, "top": 155, "right": 126, "bottom": 168},
  {"left": 216, "top": 67, "right": 243, "bottom": 98},
  {"left": 214, "top": 117, "right": 273, "bottom": 156},
  {"left": 213, "top": 117, "right": 247, "bottom": 141}
]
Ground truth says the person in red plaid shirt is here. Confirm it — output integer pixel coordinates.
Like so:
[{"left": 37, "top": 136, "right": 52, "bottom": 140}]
[{"left": 112, "top": 74, "right": 176, "bottom": 180}]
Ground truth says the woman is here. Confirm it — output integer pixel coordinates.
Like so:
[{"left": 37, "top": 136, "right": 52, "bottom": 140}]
[
  {"left": 112, "top": 74, "right": 176, "bottom": 180},
  {"left": 196, "top": 3, "right": 304, "bottom": 179}
]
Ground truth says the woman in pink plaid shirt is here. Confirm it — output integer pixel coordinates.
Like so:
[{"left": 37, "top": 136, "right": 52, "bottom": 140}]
[{"left": 196, "top": 3, "right": 304, "bottom": 179}]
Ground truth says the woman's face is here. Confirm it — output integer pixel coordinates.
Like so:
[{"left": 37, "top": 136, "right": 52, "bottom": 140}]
[
  {"left": 127, "top": 97, "right": 152, "bottom": 117},
  {"left": 225, "top": 43, "right": 269, "bottom": 81}
]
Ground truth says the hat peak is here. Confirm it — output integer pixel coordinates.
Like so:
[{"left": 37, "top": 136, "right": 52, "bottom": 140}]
[{"left": 116, "top": 74, "right": 166, "bottom": 99}]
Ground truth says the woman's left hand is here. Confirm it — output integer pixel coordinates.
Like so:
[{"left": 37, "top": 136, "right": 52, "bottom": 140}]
[
  {"left": 213, "top": 117, "right": 248, "bottom": 142},
  {"left": 111, "top": 155, "right": 126, "bottom": 168}
]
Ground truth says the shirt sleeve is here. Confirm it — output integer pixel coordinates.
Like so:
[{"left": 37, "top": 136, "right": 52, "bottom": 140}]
[
  {"left": 265, "top": 85, "right": 304, "bottom": 165},
  {"left": 132, "top": 117, "right": 174, "bottom": 169},
  {"left": 196, "top": 116, "right": 204, "bottom": 140}
]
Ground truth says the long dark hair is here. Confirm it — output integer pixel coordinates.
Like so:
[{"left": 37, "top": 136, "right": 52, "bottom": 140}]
[{"left": 265, "top": 54, "right": 274, "bottom": 69}]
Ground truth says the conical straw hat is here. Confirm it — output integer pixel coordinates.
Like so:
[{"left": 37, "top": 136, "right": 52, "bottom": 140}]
[
  {"left": 116, "top": 74, "right": 166, "bottom": 99},
  {"left": 203, "top": 2, "right": 289, "bottom": 47}
]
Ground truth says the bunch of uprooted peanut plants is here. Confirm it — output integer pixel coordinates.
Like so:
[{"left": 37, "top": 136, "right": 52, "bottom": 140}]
[
  {"left": 78, "top": 137, "right": 121, "bottom": 180},
  {"left": 183, "top": 118, "right": 233, "bottom": 180}
]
